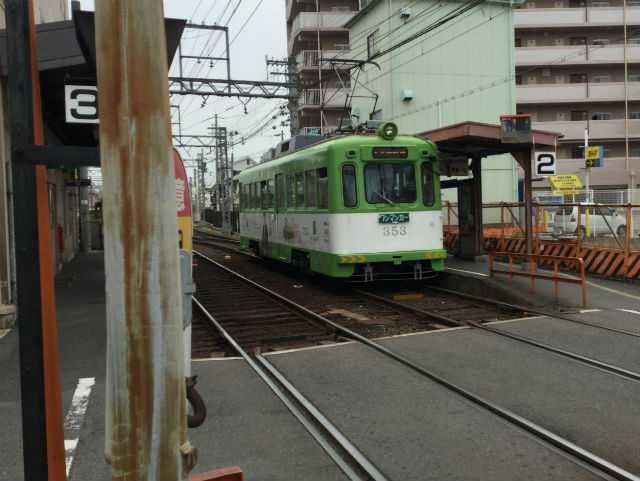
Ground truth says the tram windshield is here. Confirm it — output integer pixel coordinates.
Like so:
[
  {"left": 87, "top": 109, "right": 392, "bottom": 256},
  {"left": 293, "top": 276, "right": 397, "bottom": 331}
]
[{"left": 364, "top": 163, "right": 416, "bottom": 205}]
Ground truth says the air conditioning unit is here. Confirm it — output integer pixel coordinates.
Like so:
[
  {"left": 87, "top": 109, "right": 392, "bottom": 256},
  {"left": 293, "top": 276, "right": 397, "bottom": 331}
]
[
  {"left": 556, "top": 75, "right": 565, "bottom": 83},
  {"left": 557, "top": 112, "right": 566, "bottom": 121},
  {"left": 555, "top": 38, "right": 565, "bottom": 46},
  {"left": 555, "top": 1, "right": 564, "bottom": 7}
]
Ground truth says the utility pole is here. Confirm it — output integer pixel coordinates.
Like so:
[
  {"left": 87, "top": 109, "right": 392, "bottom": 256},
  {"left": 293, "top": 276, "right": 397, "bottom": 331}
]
[
  {"left": 211, "top": 116, "right": 232, "bottom": 233},
  {"left": 197, "top": 151, "right": 206, "bottom": 222},
  {"left": 95, "top": 2, "right": 191, "bottom": 479}
]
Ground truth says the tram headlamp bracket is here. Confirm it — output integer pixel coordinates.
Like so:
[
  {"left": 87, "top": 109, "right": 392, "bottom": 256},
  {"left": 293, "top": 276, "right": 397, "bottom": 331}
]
[{"left": 379, "top": 122, "right": 398, "bottom": 140}]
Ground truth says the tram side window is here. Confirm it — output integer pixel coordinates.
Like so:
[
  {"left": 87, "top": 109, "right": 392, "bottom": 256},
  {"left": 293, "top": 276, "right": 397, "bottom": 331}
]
[
  {"left": 421, "top": 162, "right": 435, "bottom": 206},
  {"left": 286, "top": 175, "right": 295, "bottom": 209},
  {"left": 267, "top": 179, "right": 275, "bottom": 210},
  {"left": 296, "top": 173, "right": 305, "bottom": 209},
  {"left": 317, "top": 167, "right": 328, "bottom": 209},
  {"left": 306, "top": 170, "right": 316, "bottom": 208},
  {"left": 242, "top": 184, "right": 248, "bottom": 209},
  {"left": 276, "top": 174, "right": 284, "bottom": 210},
  {"left": 250, "top": 183, "right": 255, "bottom": 209},
  {"left": 342, "top": 164, "right": 357, "bottom": 207},
  {"left": 260, "top": 181, "right": 268, "bottom": 210}
]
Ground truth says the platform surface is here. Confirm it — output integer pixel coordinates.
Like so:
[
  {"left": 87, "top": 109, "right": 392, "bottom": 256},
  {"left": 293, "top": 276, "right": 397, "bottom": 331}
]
[{"left": 1, "top": 251, "right": 640, "bottom": 480}]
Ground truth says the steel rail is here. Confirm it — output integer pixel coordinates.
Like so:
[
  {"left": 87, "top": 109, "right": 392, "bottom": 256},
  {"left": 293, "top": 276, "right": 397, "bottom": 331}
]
[
  {"left": 254, "top": 354, "right": 389, "bottom": 481},
  {"left": 193, "top": 250, "right": 640, "bottom": 481},
  {"left": 428, "top": 285, "right": 640, "bottom": 338},
  {"left": 192, "top": 298, "right": 388, "bottom": 481},
  {"left": 355, "top": 288, "right": 640, "bottom": 383}
]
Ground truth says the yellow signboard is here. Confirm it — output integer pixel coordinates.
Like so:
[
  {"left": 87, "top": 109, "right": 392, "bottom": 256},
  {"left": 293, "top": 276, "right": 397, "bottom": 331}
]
[
  {"left": 553, "top": 189, "right": 579, "bottom": 195},
  {"left": 548, "top": 174, "right": 583, "bottom": 189},
  {"left": 585, "top": 146, "right": 600, "bottom": 160}
]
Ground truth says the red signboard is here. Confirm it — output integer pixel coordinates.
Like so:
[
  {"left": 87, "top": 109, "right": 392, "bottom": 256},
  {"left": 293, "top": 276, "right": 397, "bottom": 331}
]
[
  {"left": 64, "top": 179, "right": 91, "bottom": 187},
  {"left": 173, "top": 149, "right": 191, "bottom": 217}
]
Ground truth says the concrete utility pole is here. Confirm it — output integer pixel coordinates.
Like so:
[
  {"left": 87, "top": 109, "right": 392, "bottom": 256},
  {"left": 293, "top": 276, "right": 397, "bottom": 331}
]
[{"left": 95, "top": 2, "right": 192, "bottom": 480}]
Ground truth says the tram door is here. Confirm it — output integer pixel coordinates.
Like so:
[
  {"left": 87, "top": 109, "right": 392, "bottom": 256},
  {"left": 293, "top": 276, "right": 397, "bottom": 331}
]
[{"left": 457, "top": 179, "right": 482, "bottom": 259}]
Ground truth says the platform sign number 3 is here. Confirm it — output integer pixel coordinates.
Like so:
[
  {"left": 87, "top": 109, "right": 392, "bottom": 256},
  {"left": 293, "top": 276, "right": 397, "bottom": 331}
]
[
  {"left": 534, "top": 152, "right": 556, "bottom": 177},
  {"left": 65, "top": 85, "right": 99, "bottom": 124}
]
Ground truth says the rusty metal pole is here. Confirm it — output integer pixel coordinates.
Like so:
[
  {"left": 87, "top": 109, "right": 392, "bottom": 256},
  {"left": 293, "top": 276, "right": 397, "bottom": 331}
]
[{"left": 95, "top": 2, "right": 191, "bottom": 480}]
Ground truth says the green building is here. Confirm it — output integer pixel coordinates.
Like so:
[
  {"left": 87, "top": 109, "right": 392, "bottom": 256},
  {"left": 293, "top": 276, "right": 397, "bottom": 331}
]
[{"left": 345, "top": 0, "right": 522, "bottom": 202}]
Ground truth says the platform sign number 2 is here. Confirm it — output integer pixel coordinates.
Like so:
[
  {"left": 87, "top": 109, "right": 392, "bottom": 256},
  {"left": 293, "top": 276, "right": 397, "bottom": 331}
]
[{"left": 534, "top": 152, "right": 556, "bottom": 177}]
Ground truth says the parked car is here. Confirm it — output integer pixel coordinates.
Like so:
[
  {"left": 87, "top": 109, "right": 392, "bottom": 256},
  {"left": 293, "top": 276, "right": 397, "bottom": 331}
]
[{"left": 553, "top": 204, "right": 627, "bottom": 239}]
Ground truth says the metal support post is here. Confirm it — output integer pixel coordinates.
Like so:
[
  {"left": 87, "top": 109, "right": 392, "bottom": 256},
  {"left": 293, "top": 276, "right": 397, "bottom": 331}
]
[
  {"left": 95, "top": 1, "right": 191, "bottom": 479},
  {"left": 7, "top": 1, "right": 66, "bottom": 479}
]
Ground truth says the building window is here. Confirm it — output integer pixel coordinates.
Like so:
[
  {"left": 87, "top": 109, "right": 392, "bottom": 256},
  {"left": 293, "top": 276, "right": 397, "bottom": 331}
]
[
  {"left": 629, "top": 74, "right": 640, "bottom": 81},
  {"left": 592, "top": 75, "right": 611, "bottom": 83},
  {"left": 629, "top": 0, "right": 640, "bottom": 6},
  {"left": 592, "top": 1, "right": 610, "bottom": 6},
  {"left": 592, "top": 112, "right": 611, "bottom": 120},
  {"left": 334, "top": 43, "right": 350, "bottom": 50},
  {"left": 629, "top": 38, "right": 640, "bottom": 44},
  {"left": 630, "top": 112, "right": 640, "bottom": 119},
  {"left": 630, "top": 148, "right": 640, "bottom": 157},
  {"left": 569, "top": 0, "right": 586, "bottom": 5},
  {"left": 367, "top": 29, "right": 380, "bottom": 58},
  {"left": 335, "top": 80, "right": 351, "bottom": 88},
  {"left": 593, "top": 39, "right": 610, "bottom": 46},
  {"left": 603, "top": 149, "right": 612, "bottom": 158},
  {"left": 332, "top": 6, "right": 350, "bottom": 11},
  {"left": 515, "top": 38, "right": 522, "bottom": 47},
  {"left": 570, "top": 73, "right": 587, "bottom": 83},
  {"left": 571, "top": 110, "right": 588, "bottom": 121},
  {"left": 571, "top": 147, "right": 584, "bottom": 158},
  {"left": 515, "top": 75, "right": 522, "bottom": 85},
  {"left": 570, "top": 37, "right": 587, "bottom": 45}
]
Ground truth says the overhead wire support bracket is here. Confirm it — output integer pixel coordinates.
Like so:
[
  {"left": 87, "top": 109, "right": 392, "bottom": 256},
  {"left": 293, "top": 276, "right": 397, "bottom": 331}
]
[{"left": 168, "top": 77, "right": 298, "bottom": 99}]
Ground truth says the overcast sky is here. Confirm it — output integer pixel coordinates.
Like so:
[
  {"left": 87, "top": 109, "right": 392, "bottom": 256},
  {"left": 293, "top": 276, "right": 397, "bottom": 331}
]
[{"left": 72, "top": 0, "right": 288, "bottom": 185}]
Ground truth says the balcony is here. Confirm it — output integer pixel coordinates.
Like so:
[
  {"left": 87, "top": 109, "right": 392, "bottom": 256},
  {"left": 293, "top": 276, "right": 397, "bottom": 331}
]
[
  {"left": 299, "top": 88, "right": 350, "bottom": 109},
  {"left": 514, "top": 6, "right": 640, "bottom": 27},
  {"left": 515, "top": 44, "right": 640, "bottom": 66},
  {"left": 289, "top": 11, "right": 356, "bottom": 53},
  {"left": 531, "top": 119, "right": 640, "bottom": 141},
  {"left": 286, "top": 0, "right": 315, "bottom": 22},
  {"left": 295, "top": 49, "right": 351, "bottom": 71},
  {"left": 516, "top": 82, "right": 640, "bottom": 104}
]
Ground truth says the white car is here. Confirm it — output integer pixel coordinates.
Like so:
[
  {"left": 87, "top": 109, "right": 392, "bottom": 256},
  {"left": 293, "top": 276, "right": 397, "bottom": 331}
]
[{"left": 553, "top": 204, "right": 627, "bottom": 238}]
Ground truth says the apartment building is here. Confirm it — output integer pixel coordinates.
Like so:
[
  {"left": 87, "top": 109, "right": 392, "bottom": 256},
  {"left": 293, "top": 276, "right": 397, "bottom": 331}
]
[
  {"left": 515, "top": 0, "right": 640, "bottom": 194},
  {"left": 286, "top": 0, "right": 359, "bottom": 134}
]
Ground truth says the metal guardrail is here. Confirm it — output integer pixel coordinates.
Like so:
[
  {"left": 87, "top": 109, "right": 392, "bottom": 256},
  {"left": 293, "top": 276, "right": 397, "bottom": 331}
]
[{"left": 488, "top": 252, "right": 587, "bottom": 306}]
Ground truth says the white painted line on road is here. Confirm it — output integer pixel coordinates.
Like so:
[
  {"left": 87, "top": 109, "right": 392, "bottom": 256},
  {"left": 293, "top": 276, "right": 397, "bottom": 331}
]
[
  {"left": 0, "top": 328, "right": 10, "bottom": 339},
  {"left": 64, "top": 377, "right": 95, "bottom": 477},
  {"left": 579, "top": 309, "right": 602, "bottom": 313},
  {"left": 558, "top": 273, "right": 640, "bottom": 300},
  {"left": 444, "top": 267, "right": 489, "bottom": 277},
  {"left": 617, "top": 309, "right": 640, "bottom": 316}
]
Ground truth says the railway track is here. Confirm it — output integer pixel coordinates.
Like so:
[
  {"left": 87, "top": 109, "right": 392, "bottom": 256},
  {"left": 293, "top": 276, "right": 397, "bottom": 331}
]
[{"left": 192, "top": 252, "right": 640, "bottom": 481}]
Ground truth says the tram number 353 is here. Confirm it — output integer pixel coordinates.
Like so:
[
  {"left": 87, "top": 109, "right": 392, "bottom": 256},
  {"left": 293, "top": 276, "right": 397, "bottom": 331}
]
[{"left": 382, "top": 225, "right": 407, "bottom": 236}]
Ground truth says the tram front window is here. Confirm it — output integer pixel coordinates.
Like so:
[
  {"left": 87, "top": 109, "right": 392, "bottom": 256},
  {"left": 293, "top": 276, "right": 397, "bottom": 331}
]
[{"left": 364, "top": 163, "right": 416, "bottom": 205}]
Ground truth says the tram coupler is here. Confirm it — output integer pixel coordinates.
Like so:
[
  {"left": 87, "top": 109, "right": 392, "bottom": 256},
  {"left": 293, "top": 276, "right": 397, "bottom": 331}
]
[
  {"left": 414, "top": 261, "right": 423, "bottom": 280},
  {"left": 364, "top": 263, "right": 374, "bottom": 282}
]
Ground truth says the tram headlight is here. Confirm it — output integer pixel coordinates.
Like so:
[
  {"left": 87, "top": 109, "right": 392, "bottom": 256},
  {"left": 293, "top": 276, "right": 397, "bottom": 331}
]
[{"left": 379, "top": 122, "right": 398, "bottom": 140}]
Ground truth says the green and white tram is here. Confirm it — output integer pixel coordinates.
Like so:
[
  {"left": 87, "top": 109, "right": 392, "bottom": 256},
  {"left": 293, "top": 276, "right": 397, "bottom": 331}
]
[{"left": 238, "top": 122, "right": 446, "bottom": 281}]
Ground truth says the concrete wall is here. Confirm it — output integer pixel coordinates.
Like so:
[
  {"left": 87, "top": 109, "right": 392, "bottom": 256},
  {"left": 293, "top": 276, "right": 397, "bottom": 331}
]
[{"left": 348, "top": 0, "right": 519, "bottom": 202}]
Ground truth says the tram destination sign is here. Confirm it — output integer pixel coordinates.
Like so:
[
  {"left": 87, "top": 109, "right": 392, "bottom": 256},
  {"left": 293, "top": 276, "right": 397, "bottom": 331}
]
[{"left": 379, "top": 213, "right": 410, "bottom": 224}]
